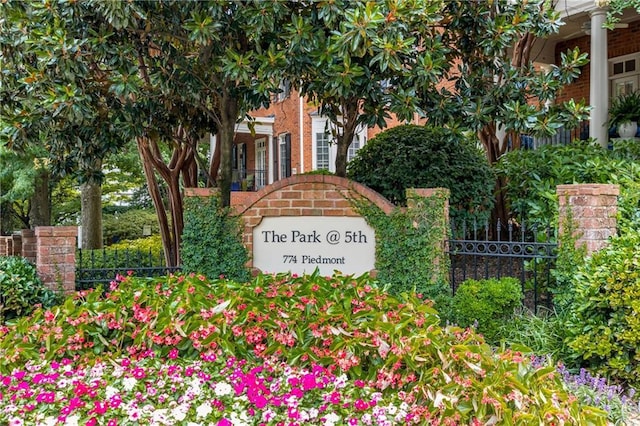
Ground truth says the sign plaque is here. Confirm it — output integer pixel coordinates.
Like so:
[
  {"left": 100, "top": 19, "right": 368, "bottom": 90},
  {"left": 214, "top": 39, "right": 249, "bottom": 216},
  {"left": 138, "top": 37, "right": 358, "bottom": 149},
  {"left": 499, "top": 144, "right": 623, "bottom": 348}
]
[{"left": 253, "top": 216, "right": 376, "bottom": 276}]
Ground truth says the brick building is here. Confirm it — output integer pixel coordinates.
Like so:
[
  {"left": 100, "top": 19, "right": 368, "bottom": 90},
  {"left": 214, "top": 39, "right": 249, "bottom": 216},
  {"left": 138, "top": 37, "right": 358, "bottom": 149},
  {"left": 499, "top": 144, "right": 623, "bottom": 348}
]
[{"left": 211, "top": 1, "right": 640, "bottom": 192}]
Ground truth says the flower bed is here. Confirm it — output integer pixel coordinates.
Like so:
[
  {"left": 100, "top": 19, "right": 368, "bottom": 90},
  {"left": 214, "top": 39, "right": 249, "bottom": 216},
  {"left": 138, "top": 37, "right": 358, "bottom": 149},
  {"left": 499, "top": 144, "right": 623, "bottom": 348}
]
[{"left": 0, "top": 272, "right": 607, "bottom": 424}]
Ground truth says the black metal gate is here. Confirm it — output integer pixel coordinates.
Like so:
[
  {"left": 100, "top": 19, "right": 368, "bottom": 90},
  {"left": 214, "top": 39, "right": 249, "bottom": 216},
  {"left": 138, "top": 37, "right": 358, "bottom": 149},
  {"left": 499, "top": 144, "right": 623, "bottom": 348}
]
[
  {"left": 447, "top": 220, "right": 558, "bottom": 312},
  {"left": 76, "top": 248, "right": 180, "bottom": 290}
]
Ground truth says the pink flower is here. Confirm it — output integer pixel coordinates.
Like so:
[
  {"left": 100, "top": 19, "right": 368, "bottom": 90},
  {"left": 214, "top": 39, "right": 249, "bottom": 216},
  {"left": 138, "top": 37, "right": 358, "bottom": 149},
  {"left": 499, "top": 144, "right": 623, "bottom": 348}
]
[
  {"left": 35, "top": 392, "right": 56, "bottom": 404},
  {"left": 218, "top": 419, "right": 232, "bottom": 426},
  {"left": 132, "top": 367, "right": 146, "bottom": 379},
  {"left": 168, "top": 348, "right": 179, "bottom": 359},
  {"left": 301, "top": 373, "right": 317, "bottom": 391},
  {"left": 354, "top": 399, "right": 369, "bottom": 411}
]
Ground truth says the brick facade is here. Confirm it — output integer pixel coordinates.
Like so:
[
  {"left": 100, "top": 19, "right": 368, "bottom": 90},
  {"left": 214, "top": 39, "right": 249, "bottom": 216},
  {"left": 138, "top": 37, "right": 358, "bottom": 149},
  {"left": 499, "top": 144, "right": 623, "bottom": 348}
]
[
  {"left": 557, "top": 184, "right": 619, "bottom": 254},
  {"left": 555, "top": 20, "right": 640, "bottom": 104}
]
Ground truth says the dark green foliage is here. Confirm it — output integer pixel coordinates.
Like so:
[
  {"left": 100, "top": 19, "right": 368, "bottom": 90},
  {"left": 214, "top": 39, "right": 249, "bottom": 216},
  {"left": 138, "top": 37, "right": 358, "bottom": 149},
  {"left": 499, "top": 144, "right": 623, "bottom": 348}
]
[
  {"left": 348, "top": 125, "right": 494, "bottom": 224},
  {"left": 565, "top": 230, "right": 640, "bottom": 386},
  {"left": 354, "top": 192, "right": 451, "bottom": 303},
  {"left": 181, "top": 196, "right": 250, "bottom": 282},
  {"left": 0, "top": 256, "right": 62, "bottom": 323},
  {"left": 495, "top": 140, "right": 640, "bottom": 231},
  {"left": 451, "top": 277, "right": 523, "bottom": 344},
  {"left": 102, "top": 209, "right": 162, "bottom": 245}
]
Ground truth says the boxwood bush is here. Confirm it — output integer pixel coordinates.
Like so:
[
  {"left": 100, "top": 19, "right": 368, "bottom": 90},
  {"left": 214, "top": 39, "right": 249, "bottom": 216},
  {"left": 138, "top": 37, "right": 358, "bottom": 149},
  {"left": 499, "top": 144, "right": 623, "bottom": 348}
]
[
  {"left": 450, "top": 277, "right": 523, "bottom": 344},
  {"left": 348, "top": 124, "right": 495, "bottom": 224},
  {"left": 0, "top": 256, "right": 62, "bottom": 322}
]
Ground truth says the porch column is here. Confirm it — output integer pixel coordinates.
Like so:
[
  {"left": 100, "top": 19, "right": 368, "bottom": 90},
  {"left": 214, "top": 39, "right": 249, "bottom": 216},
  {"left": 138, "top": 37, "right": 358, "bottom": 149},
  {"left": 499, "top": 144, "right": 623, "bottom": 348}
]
[
  {"left": 268, "top": 134, "right": 275, "bottom": 184},
  {"left": 589, "top": 6, "right": 609, "bottom": 148}
]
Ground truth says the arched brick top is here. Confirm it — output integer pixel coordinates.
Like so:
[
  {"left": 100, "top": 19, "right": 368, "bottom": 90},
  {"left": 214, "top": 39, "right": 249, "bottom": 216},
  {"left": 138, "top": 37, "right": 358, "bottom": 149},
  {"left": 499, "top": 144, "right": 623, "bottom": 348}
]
[{"left": 232, "top": 175, "right": 395, "bottom": 216}]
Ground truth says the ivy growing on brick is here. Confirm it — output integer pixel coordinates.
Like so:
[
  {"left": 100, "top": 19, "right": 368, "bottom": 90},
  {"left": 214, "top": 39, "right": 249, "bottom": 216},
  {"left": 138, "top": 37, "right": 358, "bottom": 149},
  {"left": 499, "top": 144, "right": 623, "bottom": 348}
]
[
  {"left": 181, "top": 195, "right": 250, "bottom": 282},
  {"left": 352, "top": 189, "right": 451, "bottom": 304}
]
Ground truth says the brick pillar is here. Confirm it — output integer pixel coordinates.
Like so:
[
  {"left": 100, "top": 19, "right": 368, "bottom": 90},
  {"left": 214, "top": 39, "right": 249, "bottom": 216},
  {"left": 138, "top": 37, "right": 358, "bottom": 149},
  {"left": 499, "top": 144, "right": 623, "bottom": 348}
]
[
  {"left": 406, "top": 187, "right": 451, "bottom": 284},
  {"left": 35, "top": 226, "right": 78, "bottom": 294},
  {"left": 0, "top": 237, "right": 12, "bottom": 257},
  {"left": 21, "top": 229, "right": 37, "bottom": 263},
  {"left": 557, "top": 184, "right": 619, "bottom": 255}
]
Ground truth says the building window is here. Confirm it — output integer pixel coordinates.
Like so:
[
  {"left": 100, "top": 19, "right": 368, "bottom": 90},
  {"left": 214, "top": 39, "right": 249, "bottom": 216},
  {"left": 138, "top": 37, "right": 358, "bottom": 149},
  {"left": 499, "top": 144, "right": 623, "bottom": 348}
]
[
  {"left": 275, "top": 79, "right": 291, "bottom": 102},
  {"left": 278, "top": 133, "right": 291, "bottom": 179},
  {"left": 316, "top": 132, "right": 331, "bottom": 170},
  {"left": 347, "top": 135, "right": 364, "bottom": 162}
]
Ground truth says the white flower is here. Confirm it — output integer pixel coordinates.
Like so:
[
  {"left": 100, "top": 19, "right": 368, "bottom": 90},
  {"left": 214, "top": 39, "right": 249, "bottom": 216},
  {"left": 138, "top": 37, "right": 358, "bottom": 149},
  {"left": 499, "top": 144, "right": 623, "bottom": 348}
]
[
  {"left": 122, "top": 376, "right": 137, "bottom": 391},
  {"left": 386, "top": 403, "right": 398, "bottom": 415},
  {"left": 9, "top": 418, "right": 23, "bottom": 426},
  {"left": 42, "top": 417, "right": 58, "bottom": 426},
  {"left": 323, "top": 412, "right": 340, "bottom": 426},
  {"left": 261, "top": 408, "right": 276, "bottom": 422},
  {"left": 105, "top": 385, "right": 119, "bottom": 398},
  {"left": 64, "top": 414, "right": 80, "bottom": 426},
  {"left": 213, "top": 381, "right": 233, "bottom": 396},
  {"left": 196, "top": 402, "right": 213, "bottom": 418},
  {"left": 172, "top": 404, "right": 189, "bottom": 421},
  {"left": 334, "top": 374, "right": 348, "bottom": 388},
  {"left": 308, "top": 407, "right": 319, "bottom": 419}
]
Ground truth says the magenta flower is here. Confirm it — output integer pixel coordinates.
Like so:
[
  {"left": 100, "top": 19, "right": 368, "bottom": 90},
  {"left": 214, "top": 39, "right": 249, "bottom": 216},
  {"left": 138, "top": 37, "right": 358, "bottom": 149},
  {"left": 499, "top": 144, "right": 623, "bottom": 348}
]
[{"left": 217, "top": 418, "right": 232, "bottom": 426}]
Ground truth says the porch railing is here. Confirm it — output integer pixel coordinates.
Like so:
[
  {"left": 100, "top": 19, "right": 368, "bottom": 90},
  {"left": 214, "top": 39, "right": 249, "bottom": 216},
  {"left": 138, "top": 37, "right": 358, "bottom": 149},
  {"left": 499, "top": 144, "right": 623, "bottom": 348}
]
[{"left": 231, "top": 169, "right": 267, "bottom": 191}]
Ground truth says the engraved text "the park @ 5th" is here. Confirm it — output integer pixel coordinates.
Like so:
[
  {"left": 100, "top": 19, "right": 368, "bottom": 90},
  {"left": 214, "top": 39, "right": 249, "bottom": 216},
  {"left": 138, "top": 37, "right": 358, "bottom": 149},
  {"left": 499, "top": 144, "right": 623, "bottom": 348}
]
[{"left": 260, "top": 230, "right": 368, "bottom": 244}]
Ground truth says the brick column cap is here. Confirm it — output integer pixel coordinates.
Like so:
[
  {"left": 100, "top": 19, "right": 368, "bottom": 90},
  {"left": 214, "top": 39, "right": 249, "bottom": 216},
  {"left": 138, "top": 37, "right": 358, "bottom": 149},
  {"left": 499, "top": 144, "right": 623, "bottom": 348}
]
[
  {"left": 185, "top": 187, "right": 219, "bottom": 197},
  {"left": 556, "top": 184, "right": 620, "bottom": 197}
]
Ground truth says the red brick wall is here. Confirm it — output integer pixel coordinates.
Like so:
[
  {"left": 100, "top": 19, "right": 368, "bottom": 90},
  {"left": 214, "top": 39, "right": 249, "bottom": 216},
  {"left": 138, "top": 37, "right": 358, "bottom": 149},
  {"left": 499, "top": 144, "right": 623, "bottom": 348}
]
[
  {"left": 555, "top": 21, "right": 640, "bottom": 104},
  {"left": 557, "top": 184, "right": 619, "bottom": 254},
  {"left": 231, "top": 175, "right": 394, "bottom": 261},
  {"left": 21, "top": 229, "right": 37, "bottom": 263},
  {"left": 0, "top": 237, "right": 11, "bottom": 257}
]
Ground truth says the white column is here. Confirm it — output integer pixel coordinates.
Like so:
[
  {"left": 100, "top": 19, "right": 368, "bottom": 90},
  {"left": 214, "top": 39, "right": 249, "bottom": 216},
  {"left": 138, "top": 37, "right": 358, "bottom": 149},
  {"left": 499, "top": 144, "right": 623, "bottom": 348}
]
[
  {"left": 267, "top": 134, "right": 274, "bottom": 184},
  {"left": 589, "top": 7, "right": 609, "bottom": 148},
  {"left": 299, "top": 96, "right": 305, "bottom": 173}
]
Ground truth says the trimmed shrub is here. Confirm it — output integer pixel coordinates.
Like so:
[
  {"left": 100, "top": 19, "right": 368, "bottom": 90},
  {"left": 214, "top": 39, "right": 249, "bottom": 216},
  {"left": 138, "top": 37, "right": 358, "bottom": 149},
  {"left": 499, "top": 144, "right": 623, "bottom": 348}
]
[
  {"left": 0, "top": 256, "right": 62, "bottom": 322},
  {"left": 76, "top": 235, "right": 165, "bottom": 270},
  {"left": 102, "top": 209, "right": 162, "bottom": 244},
  {"left": 450, "top": 277, "right": 523, "bottom": 344},
  {"left": 347, "top": 124, "right": 494, "bottom": 224},
  {"left": 565, "top": 229, "right": 640, "bottom": 386}
]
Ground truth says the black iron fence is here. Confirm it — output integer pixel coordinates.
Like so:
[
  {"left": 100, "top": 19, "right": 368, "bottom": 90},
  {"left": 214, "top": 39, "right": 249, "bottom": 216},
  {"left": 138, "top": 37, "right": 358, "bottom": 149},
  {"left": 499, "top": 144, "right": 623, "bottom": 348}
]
[
  {"left": 447, "top": 219, "right": 558, "bottom": 312},
  {"left": 76, "top": 248, "right": 180, "bottom": 290}
]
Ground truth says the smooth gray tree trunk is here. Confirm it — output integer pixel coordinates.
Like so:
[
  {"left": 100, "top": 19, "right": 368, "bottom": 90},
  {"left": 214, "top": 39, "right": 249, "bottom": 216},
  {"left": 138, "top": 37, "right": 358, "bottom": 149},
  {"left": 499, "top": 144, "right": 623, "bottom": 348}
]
[{"left": 80, "top": 181, "right": 102, "bottom": 249}]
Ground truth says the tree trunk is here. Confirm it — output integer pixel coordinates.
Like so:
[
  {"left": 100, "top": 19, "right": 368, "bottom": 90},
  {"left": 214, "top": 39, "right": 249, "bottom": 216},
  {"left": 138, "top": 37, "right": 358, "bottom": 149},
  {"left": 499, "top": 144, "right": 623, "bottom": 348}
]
[
  {"left": 208, "top": 138, "right": 221, "bottom": 187},
  {"left": 137, "top": 136, "right": 177, "bottom": 267},
  {"left": 80, "top": 180, "right": 103, "bottom": 249},
  {"left": 479, "top": 124, "right": 509, "bottom": 237},
  {"left": 29, "top": 167, "right": 51, "bottom": 227},
  {"left": 136, "top": 129, "right": 198, "bottom": 268},
  {"left": 334, "top": 102, "right": 360, "bottom": 178}
]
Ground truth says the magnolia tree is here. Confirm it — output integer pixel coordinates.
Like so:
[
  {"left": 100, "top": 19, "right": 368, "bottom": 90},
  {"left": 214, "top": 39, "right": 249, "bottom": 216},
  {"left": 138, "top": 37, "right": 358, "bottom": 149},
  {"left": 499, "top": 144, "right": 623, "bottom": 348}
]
[
  {"left": 1, "top": 1, "right": 293, "bottom": 264},
  {"left": 418, "top": 0, "right": 590, "bottom": 225},
  {"left": 284, "top": 0, "right": 448, "bottom": 177}
]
